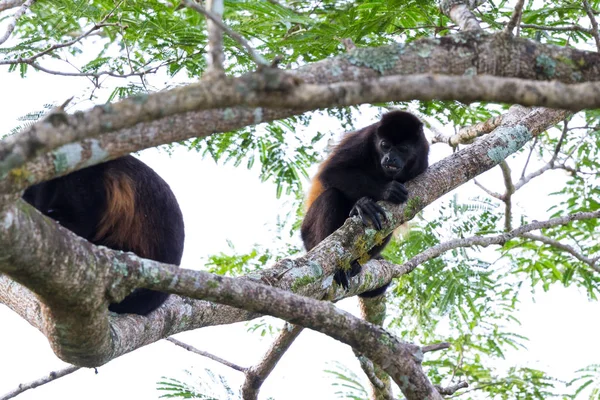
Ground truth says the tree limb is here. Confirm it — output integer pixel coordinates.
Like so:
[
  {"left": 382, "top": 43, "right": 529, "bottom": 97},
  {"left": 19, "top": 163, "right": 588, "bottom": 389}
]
[
  {"left": 0, "top": 0, "right": 34, "bottom": 45},
  {"left": 0, "top": 365, "right": 80, "bottom": 400},
  {"left": 241, "top": 323, "right": 303, "bottom": 399},
  {"left": 0, "top": 106, "right": 568, "bottom": 368},
  {"left": 181, "top": 0, "right": 268, "bottom": 68},
  {"left": 166, "top": 337, "right": 246, "bottom": 372}
]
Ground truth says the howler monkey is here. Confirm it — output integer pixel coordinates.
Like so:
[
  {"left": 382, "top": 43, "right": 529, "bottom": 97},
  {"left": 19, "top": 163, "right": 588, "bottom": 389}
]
[
  {"left": 23, "top": 155, "right": 185, "bottom": 315},
  {"left": 301, "top": 110, "right": 429, "bottom": 297}
]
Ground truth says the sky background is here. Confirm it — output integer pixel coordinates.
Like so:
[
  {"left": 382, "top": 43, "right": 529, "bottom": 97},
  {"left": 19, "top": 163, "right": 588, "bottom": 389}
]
[{"left": 1, "top": 11, "right": 600, "bottom": 400}]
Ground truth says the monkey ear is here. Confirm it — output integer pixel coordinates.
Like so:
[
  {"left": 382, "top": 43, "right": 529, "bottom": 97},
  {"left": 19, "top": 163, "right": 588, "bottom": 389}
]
[{"left": 378, "top": 111, "right": 423, "bottom": 137}]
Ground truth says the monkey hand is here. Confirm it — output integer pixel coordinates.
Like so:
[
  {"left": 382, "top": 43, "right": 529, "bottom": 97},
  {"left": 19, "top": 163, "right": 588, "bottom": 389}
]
[
  {"left": 381, "top": 181, "right": 408, "bottom": 204},
  {"left": 334, "top": 260, "right": 362, "bottom": 291},
  {"left": 350, "top": 197, "right": 387, "bottom": 230}
]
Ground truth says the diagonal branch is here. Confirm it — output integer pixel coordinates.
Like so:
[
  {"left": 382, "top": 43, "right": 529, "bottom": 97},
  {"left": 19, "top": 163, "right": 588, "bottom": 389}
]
[
  {"left": 439, "top": 0, "right": 482, "bottom": 31},
  {"left": 504, "top": 0, "right": 526, "bottom": 35},
  {"left": 181, "top": 0, "right": 268, "bottom": 68},
  {"left": 0, "top": 0, "right": 35, "bottom": 45},
  {"left": 393, "top": 210, "right": 600, "bottom": 278},
  {"left": 583, "top": 0, "right": 600, "bottom": 52},
  {"left": 241, "top": 323, "right": 303, "bottom": 399},
  {"left": 2, "top": 72, "right": 595, "bottom": 196},
  {"left": 520, "top": 233, "right": 600, "bottom": 272},
  {"left": 166, "top": 337, "right": 246, "bottom": 372},
  {"left": 0, "top": 106, "right": 568, "bottom": 369},
  {"left": 0, "top": 365, "right": 80, "bottom": 400},
  {"left": 203, "top": 0, "right": 225, "bottom": 76}
]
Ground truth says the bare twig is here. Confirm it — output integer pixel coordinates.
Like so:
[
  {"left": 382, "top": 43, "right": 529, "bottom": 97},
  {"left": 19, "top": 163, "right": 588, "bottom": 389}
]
[
  {"left": 396, "top": 210, "right": 600, "bottom": 277},
  {"left": 521, "top": 233, "right": 600, "bottom": 272},
  {"left": 0, "top": 0, "right": 35, "bottom": 45},
  {"left": 241, "top": 323, "right": 303, "bottom": 400},
  {"left": 499, "top": 161, "right": 514, "bottom": 231},
  {"left": 0, "top": 365, "right": 80, "bottom": 400},
  {"left": 501, "top": 22, "right": 592, "bottom": 34},
  {"left": 473, "top": 179, "right": 504, "bottom": 200},
  {"left": 205, "top": 0, "right": 225, "bottom": 76},
  {"left": 514, "top": 119, "right": 570, "bottom": 190},
  {"left": 504, "top": 0, "right": 526, "bottom": 35},
  {"left": 422, "top": 342, "right": 451, "bottom": 353},
  {"left": 437, "top": 114, "right": 506, "bottom": 146},
  {"left": 520, "top": 136, "right": 538, "bottom": 179},
  {"left": 181, "top": 0, "right": 269, "bottom": 68},
  {"left": 436, "top": 382, "right": 469, "bottom": 395},
  {"left": 166, "top": 337, "right": 246, "bottom": 372},
  {"left": 583, "top": 0, "right": 600, "bottom": 52}
]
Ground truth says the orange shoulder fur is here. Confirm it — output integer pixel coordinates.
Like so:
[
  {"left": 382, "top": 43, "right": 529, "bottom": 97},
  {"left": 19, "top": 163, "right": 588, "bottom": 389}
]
[{"left": 95, "top": 171, "right": 148, "bottom": 258}]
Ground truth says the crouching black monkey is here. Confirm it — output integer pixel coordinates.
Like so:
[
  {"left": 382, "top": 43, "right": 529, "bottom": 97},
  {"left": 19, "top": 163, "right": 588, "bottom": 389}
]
[
  {"left": 23, "top": 155, "right": 185, "bottom": 315},
  {"left": 301, "top": 111, "right": 429, "bottom": 297}
]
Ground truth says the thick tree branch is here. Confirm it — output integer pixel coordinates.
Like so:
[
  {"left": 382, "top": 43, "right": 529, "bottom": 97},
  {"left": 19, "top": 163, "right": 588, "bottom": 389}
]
[
  {"left": 0, "top": 106, "right": 567, "bottom": 368},
  {"left": 2, "top": 30, "right": 599, "bottom": 193},
  {"left": 1, "top": 72, "right": 595, "bottom": 196}
]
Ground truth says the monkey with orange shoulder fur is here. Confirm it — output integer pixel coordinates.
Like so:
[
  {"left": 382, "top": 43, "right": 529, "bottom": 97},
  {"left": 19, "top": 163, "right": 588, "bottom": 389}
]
[
  {"left": 23, "top": 155, "right": 185, "bottom": 315},
  {"left": 301, "top": 111, "right": 429, "bottom": 297}
]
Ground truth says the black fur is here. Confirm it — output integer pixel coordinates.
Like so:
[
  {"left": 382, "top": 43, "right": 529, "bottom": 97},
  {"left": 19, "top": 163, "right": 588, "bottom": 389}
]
[
  {"left": 22, "top": 155, "right": 185, "bottom": 315},
  {"left": 301, "top": 111, "right": 429, "bottom": 297}
]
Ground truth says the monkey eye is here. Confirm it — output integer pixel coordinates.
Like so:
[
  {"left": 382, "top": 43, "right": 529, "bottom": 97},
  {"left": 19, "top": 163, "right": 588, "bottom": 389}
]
[{"left": 380, "top": 140, "right": 392, "bottom": 151}]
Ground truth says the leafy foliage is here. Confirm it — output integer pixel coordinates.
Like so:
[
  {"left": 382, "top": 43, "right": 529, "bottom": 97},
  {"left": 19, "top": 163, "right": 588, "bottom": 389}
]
[{"left": 157, "top": 369, "right": 238, "bottom": 399}]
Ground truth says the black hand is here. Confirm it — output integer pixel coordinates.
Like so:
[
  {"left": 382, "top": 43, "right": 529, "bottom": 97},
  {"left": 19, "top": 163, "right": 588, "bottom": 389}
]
[
  {"left": 350, "top": 197, "right": 387, "bottom": 230},
  {"left": 333, "top": 261, "right": 363, "bottom": 291},
  {"left": 381, "top": 181, "right": 408, "bottom": 204}
]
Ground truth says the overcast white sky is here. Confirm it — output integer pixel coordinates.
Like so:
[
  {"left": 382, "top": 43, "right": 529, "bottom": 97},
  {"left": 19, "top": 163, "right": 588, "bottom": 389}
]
[{"left": 1, "top": 10, "right": 600, "bottom": 399}]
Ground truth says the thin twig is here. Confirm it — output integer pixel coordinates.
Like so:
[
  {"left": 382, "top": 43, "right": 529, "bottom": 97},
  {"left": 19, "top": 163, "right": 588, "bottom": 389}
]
[
  {"left": 397, "top": 210, "right": 600, "bottom": 276},
  {"left": 514, "top": 119, "right": 569, "bottom": 190},
  {"left": 436, "top": 382, "right": 469, "bottom": 395},
  {"left": 422, "top": 342, "right": 451, "bottom": 353},
  {"left": 583, "top": 0, "right": 600, "bottom": 52},
  {"left": 520, "top": 136, "right": 538, "bottom": 179},
  {"left": 181, "top": 0, "right": 268, "bottom": 68},
  {"left": 0, "top": 0, "right": 35, "bottom": 45},
  {"left": 166, "top": 337, "right": 247, "bottom": 372},
  {"left": 0, "top": 365, "right": 80, "bottom": 400},
  {"left": 205, "top": 0, "right": 225, "bottom": 76},
  {"left": 499, "top": 161, "right": 514, "bottom": 231},
  {"left": 504, "top": 0, "right": 526, "bottom": 35},
  {"left": 502, "top": 22, "right": 592, "bottom": 34},
  {"left": 521, "top": 233, "right": 600, "bottom": 272},
  {"left": 473, "top": 179, "right": 504, "bottom": 200}
]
